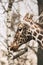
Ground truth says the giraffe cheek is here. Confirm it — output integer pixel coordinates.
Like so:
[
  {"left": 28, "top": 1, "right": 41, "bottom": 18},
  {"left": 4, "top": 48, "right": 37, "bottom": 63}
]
[{"left": 27, "top": 36, "right": 32, "bottom": 41}]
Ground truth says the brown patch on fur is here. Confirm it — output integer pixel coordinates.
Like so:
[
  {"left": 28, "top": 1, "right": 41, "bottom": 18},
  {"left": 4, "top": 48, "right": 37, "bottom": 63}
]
[
  {"left": 33, "top": 32, "right": 37, "bottom": 36},
  {"left": 42, "top": 41, "right": 43, "bottom": 43},
  {"left": 40, "top": 31, "right": 43, "bottom": 34},
  {"left": 38, "top": 35, "right": 43, "bottom": 40},
  {"left": 36, "top": 29, "right": 39, "bottom": 33},
  {"left": 34, "top": 25, "right": 38, "bottom": 28}
]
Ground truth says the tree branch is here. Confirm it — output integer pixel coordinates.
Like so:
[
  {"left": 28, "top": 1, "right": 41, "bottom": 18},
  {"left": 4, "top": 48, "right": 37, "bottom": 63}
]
[{"left": 12, "top": 47, "right": 28, "bottom": 59}]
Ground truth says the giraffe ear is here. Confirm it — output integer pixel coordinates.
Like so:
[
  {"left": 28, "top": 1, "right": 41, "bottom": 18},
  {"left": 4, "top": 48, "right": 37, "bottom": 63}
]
[{"left": 35, "top": 22, "right": 43, "bottom": 29}]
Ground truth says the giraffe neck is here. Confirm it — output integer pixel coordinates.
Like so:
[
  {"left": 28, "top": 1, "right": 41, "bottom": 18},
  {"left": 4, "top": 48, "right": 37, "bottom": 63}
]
[
  {"left": 23, "top": 13, "right": 43, "bottom": 48},
  {"left": 29, "top": 22, "right": 43, "bottom": 48}
]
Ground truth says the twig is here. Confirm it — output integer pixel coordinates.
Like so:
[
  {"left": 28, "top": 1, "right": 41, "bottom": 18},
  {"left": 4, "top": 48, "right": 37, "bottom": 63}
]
[{"left": 13, "top": 47, "right": 28, "bottom": 59}]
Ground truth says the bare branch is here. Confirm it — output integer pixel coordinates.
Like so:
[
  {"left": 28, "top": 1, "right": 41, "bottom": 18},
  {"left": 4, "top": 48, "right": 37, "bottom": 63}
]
[{"left": 12, "top": 47, "right": 28, "bottom": 59}]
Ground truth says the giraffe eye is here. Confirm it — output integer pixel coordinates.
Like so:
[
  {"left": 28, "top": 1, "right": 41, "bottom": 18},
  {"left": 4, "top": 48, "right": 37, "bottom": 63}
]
[{"left": 18, "top": 28, "right": 22, "bottom": 31}]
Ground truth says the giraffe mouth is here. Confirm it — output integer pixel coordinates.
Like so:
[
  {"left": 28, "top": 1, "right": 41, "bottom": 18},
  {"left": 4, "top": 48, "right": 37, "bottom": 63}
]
[{"left": 10, "top": 41, "right": 19, "bottom": 51}]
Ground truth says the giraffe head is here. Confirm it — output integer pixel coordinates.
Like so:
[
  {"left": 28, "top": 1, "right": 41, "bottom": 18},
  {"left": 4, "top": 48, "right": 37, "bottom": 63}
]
[
  {"left": 10, "top": 13, "right": 43, "bottom": 51},
  {"left": 10, "top": 22, "right": 32, "bottom": 51}
]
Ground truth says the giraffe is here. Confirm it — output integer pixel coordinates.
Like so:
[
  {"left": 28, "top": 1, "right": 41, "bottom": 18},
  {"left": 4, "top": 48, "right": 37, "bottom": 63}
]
[{"left": 10, "top": 13, "right": 43, "bottom": 51}]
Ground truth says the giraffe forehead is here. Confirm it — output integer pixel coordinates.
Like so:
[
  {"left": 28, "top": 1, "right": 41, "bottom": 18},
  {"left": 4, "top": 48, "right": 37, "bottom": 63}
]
[{"left": 18, "top": 23, "right": 30, "bottom": 29}]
